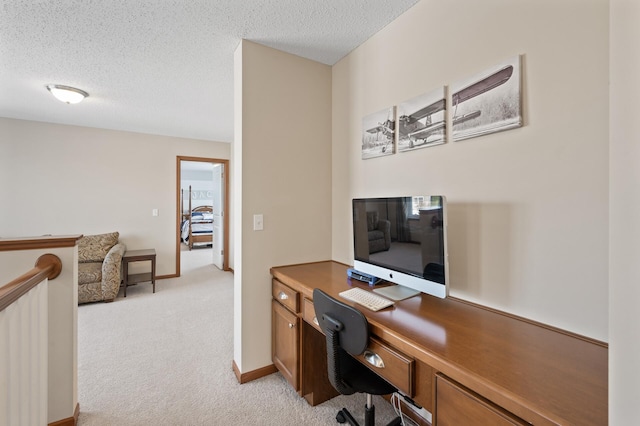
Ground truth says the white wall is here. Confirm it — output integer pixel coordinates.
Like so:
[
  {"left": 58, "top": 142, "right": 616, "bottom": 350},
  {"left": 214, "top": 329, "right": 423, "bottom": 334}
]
[
  {"left": 181, "top": 172, "right": 219, "bottom": 211},
  {"left": 0, "top": 118, "right": 230, "bottom": 275},
  {"left": 609, "top": 0, "right": 640, "bottom": 422},
  {"left": 233, "top": 41, "right": 332, "bottom": 372},
  {"left": 332, "top": 0, "right": 609, "bottom": 341},
  {"left": 181, "top": 163, "right": 221, "bottom": 213},
  {"left": 181, "top": 178, "right": 215, "bottom": 210}
]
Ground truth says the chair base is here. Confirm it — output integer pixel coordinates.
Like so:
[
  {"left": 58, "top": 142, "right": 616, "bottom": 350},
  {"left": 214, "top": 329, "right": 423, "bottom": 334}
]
[{"left": 335, "top": 404, "right": 402, "bottom": 426}]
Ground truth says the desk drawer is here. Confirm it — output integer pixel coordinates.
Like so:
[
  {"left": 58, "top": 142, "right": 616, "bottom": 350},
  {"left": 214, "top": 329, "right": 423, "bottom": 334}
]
[
  {"left": 272, "top": 279, "right": 299, "bottom": 313},
  {"left": 302, "top": 298, "right": 322, "bottom": 332},
  {"left": 356, "top": 337, "right": 414, "bottom": 396}
]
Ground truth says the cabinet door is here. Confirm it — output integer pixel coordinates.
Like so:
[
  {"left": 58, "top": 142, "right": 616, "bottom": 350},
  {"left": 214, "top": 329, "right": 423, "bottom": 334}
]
[
  {"left": 435, "top": 374, "right": 527, "bottom": 426},
  {"left": 272, "top": 300, "right": 300, "bottom": 390}
]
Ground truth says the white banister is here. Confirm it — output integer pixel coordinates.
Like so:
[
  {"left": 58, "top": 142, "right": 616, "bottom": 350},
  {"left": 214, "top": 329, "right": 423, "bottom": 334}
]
[
  {"left": 0, "top": 246, "right": 70, "bottom": 426},
  {"left": 0, "top": 280, "right": 48, "bottom": 425}
]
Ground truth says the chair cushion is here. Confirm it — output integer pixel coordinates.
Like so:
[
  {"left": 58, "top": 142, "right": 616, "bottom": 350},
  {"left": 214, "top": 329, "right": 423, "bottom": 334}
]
[
  {"left": 368, "top": 230, "right": 384, "bottom": 241},
  {"left": 78, "top": 232, "right": 119, "bottom": 263},
  {"left": 78, "top": 262, "right": 102, "bottom": 285}
]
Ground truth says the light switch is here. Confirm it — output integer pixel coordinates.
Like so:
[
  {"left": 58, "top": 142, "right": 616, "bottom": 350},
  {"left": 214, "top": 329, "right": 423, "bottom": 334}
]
[
  {"left": 152, "top": 209, "right": 159, "bottom": 217},
  {"left": 253, "top": 214, "right": 264, "bottom": 231}
]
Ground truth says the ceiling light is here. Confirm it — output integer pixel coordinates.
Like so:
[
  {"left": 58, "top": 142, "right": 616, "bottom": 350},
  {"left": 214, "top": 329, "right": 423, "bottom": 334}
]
[{"left": 46, "top": 84, "right": 89, "bottom": 104}]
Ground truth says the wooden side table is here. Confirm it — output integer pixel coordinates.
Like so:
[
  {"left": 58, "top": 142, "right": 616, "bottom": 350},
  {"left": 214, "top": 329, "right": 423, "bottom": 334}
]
[{"left": 122, "top": 249, "right": 156, "bottom": 297}]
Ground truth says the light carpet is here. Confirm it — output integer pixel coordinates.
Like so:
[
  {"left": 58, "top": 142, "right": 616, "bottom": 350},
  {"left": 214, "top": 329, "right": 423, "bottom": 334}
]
[{"left": 77, "top": 248, "right": 403, "bottom": 425}]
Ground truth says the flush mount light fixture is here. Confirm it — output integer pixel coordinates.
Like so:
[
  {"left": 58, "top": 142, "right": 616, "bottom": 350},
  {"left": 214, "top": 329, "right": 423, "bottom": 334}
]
[{"left": 46, "top": 84, "right": 89, "bottom": 104}]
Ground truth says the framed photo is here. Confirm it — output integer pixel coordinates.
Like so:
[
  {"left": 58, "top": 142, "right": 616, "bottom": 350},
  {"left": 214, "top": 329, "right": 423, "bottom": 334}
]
[
  {"left": 361, "top": 106, "right": 395, "bottom": 159},
  {"left": 451, "top": 55, "right": 522, "bottom": 141},
  {"left": 397, "top": 87, "right": 446, "bottom": 152}
]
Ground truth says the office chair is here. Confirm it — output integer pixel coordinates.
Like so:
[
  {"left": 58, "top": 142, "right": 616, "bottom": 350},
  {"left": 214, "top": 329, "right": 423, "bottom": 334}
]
[{"left": 313, "top": 289, "right": 402, "bottom": 426}]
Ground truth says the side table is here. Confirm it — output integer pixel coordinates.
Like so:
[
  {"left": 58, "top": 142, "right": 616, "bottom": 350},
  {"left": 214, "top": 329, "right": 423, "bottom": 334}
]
[{"left": 122, "top": 249, "right": 156, "bottom": 297}]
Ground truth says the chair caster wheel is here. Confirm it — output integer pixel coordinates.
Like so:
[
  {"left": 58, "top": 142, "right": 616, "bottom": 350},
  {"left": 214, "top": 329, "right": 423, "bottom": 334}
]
[{"left": 336, "top": 412, "right": 346, "bottom": 423}]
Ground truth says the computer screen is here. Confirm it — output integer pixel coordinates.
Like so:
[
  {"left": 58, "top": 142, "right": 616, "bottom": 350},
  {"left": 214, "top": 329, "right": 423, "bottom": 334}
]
[{"left": 352, "top": 196, "right": 448, "bottom": 299}]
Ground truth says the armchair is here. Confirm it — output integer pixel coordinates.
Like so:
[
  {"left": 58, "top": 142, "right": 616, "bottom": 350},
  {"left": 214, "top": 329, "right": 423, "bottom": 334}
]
[
  {"left": 366, "top": 211, "right": 391, "bottom": 254},
  {"left": 77, "top": 232, "right": 126, "bottom": 304}
]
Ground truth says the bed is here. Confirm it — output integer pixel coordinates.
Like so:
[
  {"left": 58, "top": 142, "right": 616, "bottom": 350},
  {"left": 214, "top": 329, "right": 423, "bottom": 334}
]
[{"left": 181, "top": 187, "right": 214, "bottom": 250}]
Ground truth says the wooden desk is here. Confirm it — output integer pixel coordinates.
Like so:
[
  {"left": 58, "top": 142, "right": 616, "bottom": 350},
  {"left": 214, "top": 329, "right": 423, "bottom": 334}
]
[
  {"left": 270, "top": 261, "right": 607, "bottom": 426},
  {"left": 122, "top": 249, "right": 156, "bottom": 297}
]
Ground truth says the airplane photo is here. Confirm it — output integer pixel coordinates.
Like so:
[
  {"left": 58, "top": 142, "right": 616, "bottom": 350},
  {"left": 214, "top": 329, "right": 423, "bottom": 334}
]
[
  {"left": 451, "top": 55, "right": 522, "bottom": 141},
  {"left": 397, "top": 88, "right": 446, "bottom": 151},
  {"left": 362, "top": 106, "right": 395, "bottom": 159}
]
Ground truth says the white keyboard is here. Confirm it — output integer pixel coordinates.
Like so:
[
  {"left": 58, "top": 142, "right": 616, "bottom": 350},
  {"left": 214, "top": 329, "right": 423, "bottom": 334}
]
[{"left": 339, "top": 287, "right": 394, "bottom": 312}]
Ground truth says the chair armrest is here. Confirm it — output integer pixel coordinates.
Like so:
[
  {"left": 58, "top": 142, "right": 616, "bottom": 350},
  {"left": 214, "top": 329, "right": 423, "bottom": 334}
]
[{"left": 101, "top": 243, "right": 127, "bottom": 299}]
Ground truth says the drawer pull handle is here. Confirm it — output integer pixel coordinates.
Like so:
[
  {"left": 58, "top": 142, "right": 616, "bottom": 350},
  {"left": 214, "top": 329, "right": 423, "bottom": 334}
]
[
  {"left": 288, "top": 323, "right": 295, "bottom": 329},
  {"left": 313, "top": 316, "right": 319, "bottom": 326},
  {"left": 364, "top": 350, "right": 385, "bottom": 368},
  {"left": 278, "top": 291, "right": 289, "bottom": 300}
]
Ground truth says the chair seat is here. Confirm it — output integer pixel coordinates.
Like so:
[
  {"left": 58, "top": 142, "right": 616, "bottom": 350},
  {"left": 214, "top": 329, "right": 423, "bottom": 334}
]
[
  {"left": 368, "top": 230, "right": 385, "bottom": 241},
  {"left": 78, "top": 262, "right": 102, "bottom": 285},
  {"left": 339, "top": 351, "right": 397, "bottom": 396}
]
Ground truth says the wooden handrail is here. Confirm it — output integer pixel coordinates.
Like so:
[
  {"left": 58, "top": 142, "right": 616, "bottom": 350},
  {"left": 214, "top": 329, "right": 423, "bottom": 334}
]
[
  {"left": 0, "top": 234, "right": 82, "bottom": 252},
  {"left": 0, "top": 254, "right": 62, "bottom": 312}
]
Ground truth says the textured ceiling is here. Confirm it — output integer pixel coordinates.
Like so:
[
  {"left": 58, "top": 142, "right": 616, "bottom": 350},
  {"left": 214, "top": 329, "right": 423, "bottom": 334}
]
[{"left": 0, "top": 0, "right": 418, "bottom": 142}]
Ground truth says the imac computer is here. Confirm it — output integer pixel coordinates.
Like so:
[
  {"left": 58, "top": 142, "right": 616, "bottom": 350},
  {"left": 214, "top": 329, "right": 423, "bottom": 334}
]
[{"left": 352, "top": 196, "right": 448, "bottom": 300}]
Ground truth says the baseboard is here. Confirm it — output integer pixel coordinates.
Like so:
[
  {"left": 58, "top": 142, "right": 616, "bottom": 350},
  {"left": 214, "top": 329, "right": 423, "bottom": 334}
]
[
  {"left": 156, "top": 274, "right": 177, "bottom": 280},
  {"left": 48, "top": 403, "right": 80, "bottom": 426},
  {"left": 232, "top": 360, "right": 277, "bottom": 384}
]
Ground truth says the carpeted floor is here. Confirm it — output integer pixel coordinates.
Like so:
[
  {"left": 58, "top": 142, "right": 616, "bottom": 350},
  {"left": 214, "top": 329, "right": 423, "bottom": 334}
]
[{"left": 77, "top": 249, "right": 404, "bottom": 425}]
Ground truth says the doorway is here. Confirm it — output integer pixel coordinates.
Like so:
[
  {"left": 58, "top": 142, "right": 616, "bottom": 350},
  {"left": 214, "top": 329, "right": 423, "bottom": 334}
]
[{"left": 176, "top": 156, "right": 229, "bottom": 275}]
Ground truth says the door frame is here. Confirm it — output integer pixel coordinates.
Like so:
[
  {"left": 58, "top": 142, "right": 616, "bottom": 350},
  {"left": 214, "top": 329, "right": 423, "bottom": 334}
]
[{"left": 176, "top": 155, "right": 230, "bottom": 275}]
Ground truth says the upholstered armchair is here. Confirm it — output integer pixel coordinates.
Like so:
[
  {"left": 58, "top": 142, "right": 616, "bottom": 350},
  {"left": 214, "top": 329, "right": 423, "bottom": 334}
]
[
  {"left": 366, "top": 211, "right": 391, "bottom": 254},
  {"left": 77, "top": 232, "right": 126, "bottom": 304}
]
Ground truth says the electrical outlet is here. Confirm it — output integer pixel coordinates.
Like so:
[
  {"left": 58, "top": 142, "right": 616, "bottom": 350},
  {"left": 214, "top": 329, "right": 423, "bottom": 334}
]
[{"left": 152, "top": 209, "right": 159, "bottom": 217}]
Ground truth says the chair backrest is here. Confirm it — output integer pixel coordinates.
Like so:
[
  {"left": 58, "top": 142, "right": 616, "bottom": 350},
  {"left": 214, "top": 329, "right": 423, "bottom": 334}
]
[
  {"left": 313, "top": 288, "right": 369, "bottom": 355},
  {"left": 77, "top": 232, "right": 119, "bottom": 263},
  {"left": 366, "top": 211, "right": 379, "bottom": 231},
  {"left": 313, "top": 288, "right": 370, "bottom": 395}
]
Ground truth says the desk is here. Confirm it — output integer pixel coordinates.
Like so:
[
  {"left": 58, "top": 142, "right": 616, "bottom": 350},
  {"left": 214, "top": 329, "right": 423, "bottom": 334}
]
[
  {"left": 122, "top": 249, "right": 156, "bottom": 297},
  {"left": 270, "top": 261, "right": 607, "bottom": 426}
]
